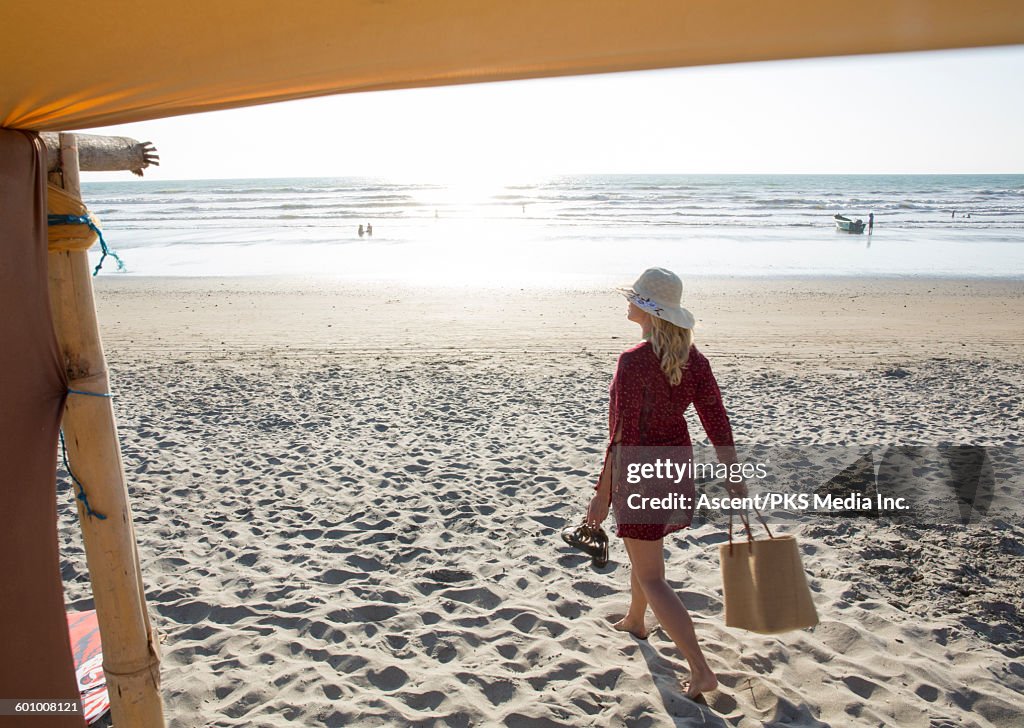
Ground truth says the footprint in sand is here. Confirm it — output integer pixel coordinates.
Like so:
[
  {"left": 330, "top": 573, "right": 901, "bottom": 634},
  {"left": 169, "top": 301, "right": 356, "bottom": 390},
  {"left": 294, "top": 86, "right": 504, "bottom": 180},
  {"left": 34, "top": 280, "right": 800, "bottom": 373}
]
[{"left": 367, "top": 665, "right": 409, "bottom": 691}]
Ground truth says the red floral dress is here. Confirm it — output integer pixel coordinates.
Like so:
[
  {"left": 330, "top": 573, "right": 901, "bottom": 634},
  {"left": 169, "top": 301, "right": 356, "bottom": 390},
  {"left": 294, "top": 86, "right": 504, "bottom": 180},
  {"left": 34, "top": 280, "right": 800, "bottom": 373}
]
[{"left": 598, "top": 341, "right": 734, "bottom": 540}]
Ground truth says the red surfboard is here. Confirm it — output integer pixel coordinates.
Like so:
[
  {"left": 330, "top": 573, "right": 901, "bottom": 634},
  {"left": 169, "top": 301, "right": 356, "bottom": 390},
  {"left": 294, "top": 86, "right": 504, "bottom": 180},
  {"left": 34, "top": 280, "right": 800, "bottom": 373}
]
[{"left": 67, "top": 610, "right": 110, "bottom": 725}]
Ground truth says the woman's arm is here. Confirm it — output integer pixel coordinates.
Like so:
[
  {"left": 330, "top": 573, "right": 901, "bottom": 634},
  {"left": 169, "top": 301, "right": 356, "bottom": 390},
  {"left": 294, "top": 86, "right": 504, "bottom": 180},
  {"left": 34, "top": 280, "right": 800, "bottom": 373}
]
[
  {"left": 588, "top": 350, "right": 644, "bottom": 525},
  {"left": 692, "top": 350, "right": 747, "bottom": 496},
  {"left": 587, "top": 434, "right": 615, "bottom": 526}
]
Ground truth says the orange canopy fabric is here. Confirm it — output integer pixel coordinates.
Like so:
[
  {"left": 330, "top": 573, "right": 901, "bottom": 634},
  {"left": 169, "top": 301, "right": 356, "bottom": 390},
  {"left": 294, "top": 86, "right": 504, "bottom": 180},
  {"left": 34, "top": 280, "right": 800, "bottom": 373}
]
[
  {"left": 2, "top": 0, "right": 1023, "bottom": 131},
  {"left": 0, "top": 128, "right": 82, "bottom": 726}
]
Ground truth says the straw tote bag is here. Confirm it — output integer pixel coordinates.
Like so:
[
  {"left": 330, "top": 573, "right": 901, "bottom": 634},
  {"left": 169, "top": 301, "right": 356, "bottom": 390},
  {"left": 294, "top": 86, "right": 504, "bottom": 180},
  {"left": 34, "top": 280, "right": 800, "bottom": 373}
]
[{"left": 718, "top": 511, "right": 819, "bottom": 634}]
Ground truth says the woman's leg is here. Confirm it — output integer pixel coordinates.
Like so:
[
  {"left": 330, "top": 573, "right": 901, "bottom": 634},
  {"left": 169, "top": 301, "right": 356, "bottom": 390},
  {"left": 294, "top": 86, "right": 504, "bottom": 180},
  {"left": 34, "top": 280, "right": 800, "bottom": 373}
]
[
  {"left": 613, "top": 537, "right": 649, "bottom": 639},
  {"left": 624, "top": 536, "right": 718, "bottom": 698}
]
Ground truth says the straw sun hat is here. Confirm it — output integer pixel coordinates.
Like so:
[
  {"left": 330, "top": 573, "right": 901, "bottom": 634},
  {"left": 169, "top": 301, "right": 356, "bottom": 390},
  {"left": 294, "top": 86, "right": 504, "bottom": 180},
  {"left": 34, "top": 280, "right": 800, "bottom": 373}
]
[{"left": 616, "top": 267, "right": 696, "bottom": 329}]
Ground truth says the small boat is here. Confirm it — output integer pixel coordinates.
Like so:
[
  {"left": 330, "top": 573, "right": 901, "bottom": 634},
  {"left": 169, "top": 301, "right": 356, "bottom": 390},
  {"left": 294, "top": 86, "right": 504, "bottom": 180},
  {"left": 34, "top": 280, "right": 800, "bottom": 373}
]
[{"left": 834, "top": 213, "right": 866, "bottom": 234}]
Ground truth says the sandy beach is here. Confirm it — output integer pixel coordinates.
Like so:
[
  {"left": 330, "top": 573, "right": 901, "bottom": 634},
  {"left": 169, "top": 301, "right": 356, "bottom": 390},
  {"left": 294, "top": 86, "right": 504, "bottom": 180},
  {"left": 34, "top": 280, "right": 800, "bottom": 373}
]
[{"left": 57, "top": 275, "right": 1024, "bottom": 727}]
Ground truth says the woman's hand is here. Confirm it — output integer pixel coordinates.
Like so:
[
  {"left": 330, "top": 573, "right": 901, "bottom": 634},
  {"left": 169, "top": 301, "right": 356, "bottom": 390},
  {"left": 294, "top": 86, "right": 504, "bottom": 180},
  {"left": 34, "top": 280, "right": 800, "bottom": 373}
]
[
  {"left": 726, "top": 478, "right": 748, "bottom": 498},
  {"left": 586, "top": 491, "right": 609, "bottom": 527}
]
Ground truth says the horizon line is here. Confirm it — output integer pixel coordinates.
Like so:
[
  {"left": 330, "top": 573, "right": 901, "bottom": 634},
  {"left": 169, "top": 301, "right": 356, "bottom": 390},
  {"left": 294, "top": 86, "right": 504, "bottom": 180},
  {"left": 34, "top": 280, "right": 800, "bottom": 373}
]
[{"left": 81, "top": 171, "right": 1024, "bottom": 183}]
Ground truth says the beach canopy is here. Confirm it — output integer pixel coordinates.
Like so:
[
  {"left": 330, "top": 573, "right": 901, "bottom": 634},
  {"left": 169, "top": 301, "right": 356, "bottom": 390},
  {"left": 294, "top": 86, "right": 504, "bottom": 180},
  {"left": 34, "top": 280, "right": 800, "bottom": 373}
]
[{"left": 2, "top": 0, "right": 1024, "bottom": 130}]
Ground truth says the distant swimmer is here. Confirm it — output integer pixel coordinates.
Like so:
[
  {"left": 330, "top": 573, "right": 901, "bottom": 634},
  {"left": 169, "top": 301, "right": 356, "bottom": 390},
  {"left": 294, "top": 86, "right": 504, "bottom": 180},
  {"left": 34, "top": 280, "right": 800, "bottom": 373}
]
[
  {"left": 868, "top": 212, "right": 874, "bottom": 232},
  {"left": 366, "top": 222, "right": 373, "bottom": 236},
  {"left": 952, "top": 210, "right": 956, "bottom": 219},
  {"left": 358, "top": 224, "right": 364, "bottom": 237}
]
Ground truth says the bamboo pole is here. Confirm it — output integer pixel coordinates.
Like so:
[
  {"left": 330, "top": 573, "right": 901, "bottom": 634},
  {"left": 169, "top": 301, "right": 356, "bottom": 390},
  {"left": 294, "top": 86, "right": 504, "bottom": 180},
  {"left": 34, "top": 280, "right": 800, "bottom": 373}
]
[
  {"left": 47, "top": 133, "right": 166, "bottom": 727},
  {"left": 41, "top": 132, "right": 159, "bottom": 176}
]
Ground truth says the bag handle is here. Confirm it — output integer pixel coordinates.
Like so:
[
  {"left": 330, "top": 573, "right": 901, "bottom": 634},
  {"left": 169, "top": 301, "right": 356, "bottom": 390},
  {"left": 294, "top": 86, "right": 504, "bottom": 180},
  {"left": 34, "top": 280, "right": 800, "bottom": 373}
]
[{"left": 726, "top": 505, "right": 774, "bottom": 556}]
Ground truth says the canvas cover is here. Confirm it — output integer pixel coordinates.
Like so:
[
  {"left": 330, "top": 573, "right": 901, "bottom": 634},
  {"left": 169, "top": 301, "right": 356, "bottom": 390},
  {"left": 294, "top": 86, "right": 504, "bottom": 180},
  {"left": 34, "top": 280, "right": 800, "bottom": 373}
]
[
  {"left": 0, "top": 129, "right": 82, "bottom": 726},
  {"left": 1, "top": 0, "right": 1023, "bottom": 131}
]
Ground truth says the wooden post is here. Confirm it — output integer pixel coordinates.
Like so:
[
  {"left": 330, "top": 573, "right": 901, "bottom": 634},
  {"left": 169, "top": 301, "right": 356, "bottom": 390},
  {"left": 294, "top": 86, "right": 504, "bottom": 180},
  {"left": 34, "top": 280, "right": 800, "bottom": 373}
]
[
  {"left": 41, "top": 132, "right": 159, "bottom": 176},
  {"left": 47, "top": 133, "right": 166, "bottom": 727}
]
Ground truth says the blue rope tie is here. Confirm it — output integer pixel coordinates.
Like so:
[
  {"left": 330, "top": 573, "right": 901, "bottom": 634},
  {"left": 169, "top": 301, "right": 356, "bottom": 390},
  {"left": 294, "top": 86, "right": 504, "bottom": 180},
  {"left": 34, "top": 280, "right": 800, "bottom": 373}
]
[
  {"left": 58, "top": 429, "right": 107, "bottom": 520},
  {"left": 67, "top": 387, "right": 113, "bottom": 399},
  {"left": 60, "top": 387, "right": 114, "bottom": 519},
  {"left": 47, "top": 213, "right": 127, "bottom": 276}
]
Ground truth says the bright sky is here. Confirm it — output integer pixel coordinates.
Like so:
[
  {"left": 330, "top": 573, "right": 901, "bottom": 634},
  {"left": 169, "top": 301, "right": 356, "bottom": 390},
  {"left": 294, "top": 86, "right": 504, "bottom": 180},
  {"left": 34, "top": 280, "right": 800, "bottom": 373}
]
[{"left": 81, "top": 46, "right": 1024, "bottom": 182}]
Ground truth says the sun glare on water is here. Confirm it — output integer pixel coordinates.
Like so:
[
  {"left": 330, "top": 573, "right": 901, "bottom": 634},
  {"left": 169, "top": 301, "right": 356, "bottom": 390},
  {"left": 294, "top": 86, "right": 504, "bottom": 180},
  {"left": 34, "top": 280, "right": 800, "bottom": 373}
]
[{"left": 399, "top": 171, "right": 546, "bottom": 212}]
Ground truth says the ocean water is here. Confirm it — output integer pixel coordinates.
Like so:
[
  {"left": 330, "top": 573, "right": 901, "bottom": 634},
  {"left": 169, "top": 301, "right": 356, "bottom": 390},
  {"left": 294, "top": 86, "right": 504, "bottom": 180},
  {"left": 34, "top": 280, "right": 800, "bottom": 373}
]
[{"left": 80, "top": 174, "right": 1024, "bottom": 283}]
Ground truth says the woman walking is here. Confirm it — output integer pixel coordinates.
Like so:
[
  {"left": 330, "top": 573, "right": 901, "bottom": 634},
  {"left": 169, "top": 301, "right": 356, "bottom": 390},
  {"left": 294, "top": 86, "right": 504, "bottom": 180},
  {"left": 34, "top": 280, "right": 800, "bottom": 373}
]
[{"left": 586, "top": 267, "right": 745, "bottom": 700}]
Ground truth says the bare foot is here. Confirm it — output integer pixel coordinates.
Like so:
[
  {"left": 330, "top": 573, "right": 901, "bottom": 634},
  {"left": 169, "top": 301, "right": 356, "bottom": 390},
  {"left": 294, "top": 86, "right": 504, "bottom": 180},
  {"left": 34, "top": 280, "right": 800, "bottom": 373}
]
[
  {"left": 682, "top": 670, "right": 718, "bottom": 700},
  {"left": 612, "top": 616, "right": 648, "bottom": 640}
]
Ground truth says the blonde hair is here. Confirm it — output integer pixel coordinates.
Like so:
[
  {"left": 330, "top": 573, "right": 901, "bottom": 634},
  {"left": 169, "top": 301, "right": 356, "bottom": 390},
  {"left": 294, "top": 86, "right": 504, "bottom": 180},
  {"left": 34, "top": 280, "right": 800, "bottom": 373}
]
[{"left": 648, "top": 315, "right": 693, "bottom": 386}]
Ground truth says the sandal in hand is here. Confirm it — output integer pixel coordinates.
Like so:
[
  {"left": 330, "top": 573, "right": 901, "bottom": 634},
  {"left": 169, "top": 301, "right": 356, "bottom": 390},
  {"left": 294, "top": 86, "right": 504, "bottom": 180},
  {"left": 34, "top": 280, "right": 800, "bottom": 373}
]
[{"left": 560, "top": 522, "right": 609, "bottom": 568}]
